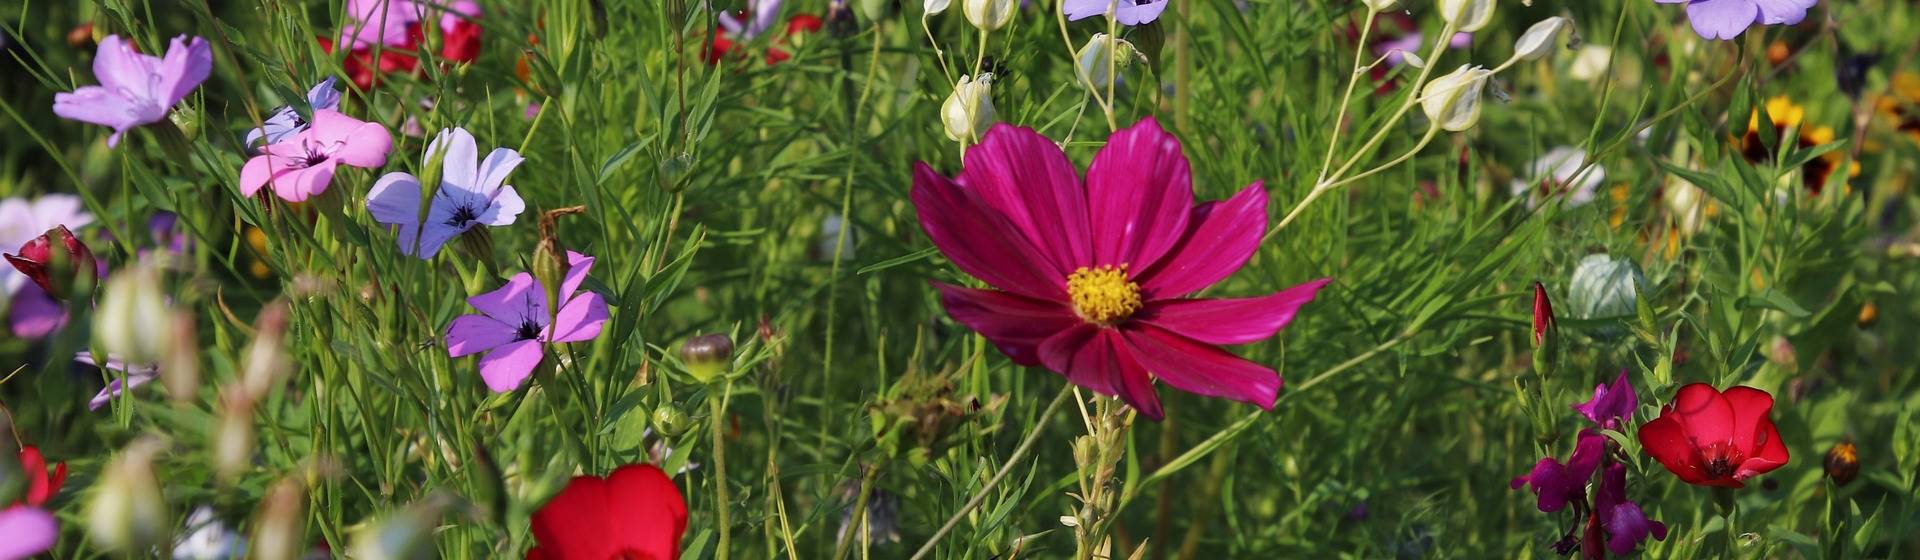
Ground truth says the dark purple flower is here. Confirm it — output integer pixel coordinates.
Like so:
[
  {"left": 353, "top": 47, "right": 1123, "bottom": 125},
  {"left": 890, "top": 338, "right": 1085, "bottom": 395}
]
[
  {"left": 1572, "top": 370, "right": 1638, "bottom": 429},
  {"left": 1591, "top": 463, "right": 1667, "bottom": 555},
  {"left": 1511, "top": 430, "right": 1606, "bottom": 513}
]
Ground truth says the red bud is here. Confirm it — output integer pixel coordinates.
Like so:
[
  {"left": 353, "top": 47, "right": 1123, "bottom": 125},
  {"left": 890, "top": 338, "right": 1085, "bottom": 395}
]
[
  {"left": 1531, "top": 282, "right": 1553, "bottom": 347},
  {"left": 6, "top": 225, "right": 97, "bottom": 299}
]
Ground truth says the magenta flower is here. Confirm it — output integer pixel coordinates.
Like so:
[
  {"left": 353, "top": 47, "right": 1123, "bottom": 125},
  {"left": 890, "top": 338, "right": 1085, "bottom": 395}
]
[
  {"left": 1590, "top": 463, "right": 1668, "bottom": 556},
  {"left": 1572, "top": 370, "right": 1638, "bottom": 429},
  {"left": 366, "top": 127, "right": 525, "bottom": 258},
  {"left": 239, "top": 110, "right": 393, "bottom": 202},
  {"left": 0, "top": 506, "right": 57, "bottom": 560},
  {"left": 52, "top": 35, "right": 211, "bottom": 147},
  {"left": 445, "top": 251, "right": 609, "bottom": 392},
  {"left": 1510, "top": 430, "right": 1605, "bottom": 513},
  {"left": 1063, "top": 0, "right": 1170, "bottom": 25},
  {"left": 913, "top": 117, "right": 1330, "bottom": 420},
  {"left": 1656, "top": 0, "right": 1817, "bottom": 40},
  {"left": 340, "top": 0, "right": 482, "bottom": 49},
  {"left": 0, "top": 196, "right": 91, "bottom": 340}
]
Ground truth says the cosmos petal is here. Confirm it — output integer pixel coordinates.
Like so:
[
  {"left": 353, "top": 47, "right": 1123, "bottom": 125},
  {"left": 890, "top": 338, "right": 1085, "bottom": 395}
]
[
  {"left": 912, "top": 163, "right": 1068, "bottom": 300},
  {"left": 933, "top": 282, "right": 1079, "bottom": 366},
  {"left": 1134, "top": 182, "right": 1269, "bottom": 299},
  {"left": 1120, "top": 324, "right": 1280, "bottom": 411},
  {"left": 960, "top": 124, "right": 1093, "bottom": 272},
  {"left": 1140, "top": 278, "right": 1330, "bottom": 345},
  {"left": 1086, "top": 116, "right": 1193, "bottom": 271},
  {"left": 1040, "top": 326, "right": 1163, "bottom": 420}
]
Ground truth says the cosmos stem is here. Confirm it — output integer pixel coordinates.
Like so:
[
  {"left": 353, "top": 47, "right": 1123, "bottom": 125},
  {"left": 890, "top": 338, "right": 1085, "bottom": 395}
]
[{"left": 710, "top": 381, "right": 733, "bottom": 560}]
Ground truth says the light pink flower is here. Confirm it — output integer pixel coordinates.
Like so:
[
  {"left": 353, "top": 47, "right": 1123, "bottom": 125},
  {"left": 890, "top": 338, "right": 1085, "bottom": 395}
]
[
  {"left": 239, "top": 110, "right": 393, "bottom": 202},
  {"left": 0, "top": 506, "right": 57, "bottom": 560},
  {"left": 445, "top": 251, "right": 609, "bottom": 392},
  {"left": 52, "top": 35, "right": 211, "bottom": 147}
]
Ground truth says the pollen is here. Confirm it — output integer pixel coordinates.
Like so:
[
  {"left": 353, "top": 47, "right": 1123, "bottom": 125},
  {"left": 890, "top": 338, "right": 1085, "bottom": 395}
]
[{"left": 1067, "top": 265, "right": 1142, "bottom": 325}]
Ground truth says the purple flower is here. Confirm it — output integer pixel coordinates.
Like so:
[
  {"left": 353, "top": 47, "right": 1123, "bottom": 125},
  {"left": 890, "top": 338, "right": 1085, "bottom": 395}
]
[
  {"left": 1572, "top": 369, "right": 1639, "bottom": 429},
  {"left": 1510, "top": 430, "right": 1605, "bottom": 513},
  {"left": 0, "top": 195, "right": 92, "bottom": 340},
  {"left": 1375, "top": 32, "right": 1473, "bottom": 67},
  {"left": 0, "top": 506, "right": 57, "bottom": 560},
  {"left": 340, "top": 0, "right": 483, "bottom": 48},
  {"left": 1656, "top": 0, "right": 1817, "bottom": 40},
  {"left": 1591, "top": 463, "right": 1668, "bottom": 555},
  {"left": 719, "top": 0, "right": 786, "bottom": 39},
  {"left": 366, "top": 127, "right": 526, "bottom": 258},
  {"left": 1063, "top": 0, "right": 1170, "bottom": 26},
  {"left": 245, "top": 77, "right": 343, "bottom": 150},
  {"left": 76, "top": 352, "right": 161, "bottom": 411},
  {"left": 445, "top": 251, "right": 608, "bottom": 392},
  {"left": 52, "top": 35, "right": 211, "bottom": 147},
  {"left": 239, "top": 110, "right": 393, "bottom": 202}
]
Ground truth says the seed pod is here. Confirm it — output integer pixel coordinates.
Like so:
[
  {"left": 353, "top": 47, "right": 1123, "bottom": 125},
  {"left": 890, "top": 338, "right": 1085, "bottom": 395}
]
[{"left": 680, "top": 333, "right": 735, "bottom": 384}]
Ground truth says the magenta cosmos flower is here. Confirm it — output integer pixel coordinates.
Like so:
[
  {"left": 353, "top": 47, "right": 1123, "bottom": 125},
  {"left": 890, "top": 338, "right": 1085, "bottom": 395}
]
[
  {"left": 445, "top": 251, "right": 609, "bottom": 392},
  {"left": 914, "top": 117, "right": 1330, "bottom": 420},
  {"left": 52, "top": 35, "right": 211, "bottom": 147},
  {"left": 1656, "top": 0, "right": 1817, "bottom": 40},
  {"left": 239, "top": 110, "right": 393, "bottom": 202}
]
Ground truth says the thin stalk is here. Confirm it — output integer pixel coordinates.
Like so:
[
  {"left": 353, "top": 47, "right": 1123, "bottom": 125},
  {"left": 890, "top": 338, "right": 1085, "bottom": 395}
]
[
  {"left": 1314, "top": 8, "right": 1379, "bottom": 183},
  {"left": 709, "top": 382, "right": 732, "bottom": 560},
  {"left": 909, "top": 387, "right": 1074, "bottom": 560}
]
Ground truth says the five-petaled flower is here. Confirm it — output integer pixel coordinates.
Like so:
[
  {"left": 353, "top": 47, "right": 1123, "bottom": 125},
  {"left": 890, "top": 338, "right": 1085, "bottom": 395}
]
[
  {"left": 239, "top": 109, "right": 394, "bottom": 202},
  {"left": 912, "top": 117, "right": 1331, "bottom": 420},
  {"left": 367, "top": 127, "right": 526, "bottom": 258},
  {"left": 445, "top": 251, "right": 609, "bottom": 392},
  {"left": 1656, "top": 0, "right": 1816, "bottom": 41},
  {"left": 1638, "top": 383, "right": 1790, "bottom": 488},
  {"left": 246, "top": 77, "right": 343, "bottom": 150},
  {"left": 526, "top": 463, "right": 687, "bottom": 560},
  {"left": 52, "top": 35, "right": 212, "bottom": 147}
]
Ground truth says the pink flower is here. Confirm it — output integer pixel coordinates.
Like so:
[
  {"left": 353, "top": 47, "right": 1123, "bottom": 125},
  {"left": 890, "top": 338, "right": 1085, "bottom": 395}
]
[
  {"left": 0, "top": 506, "right": 57, "bottom": 560},
  {"left": 913, "top": 117, "right": 1330, "bottom": 420},
  {"left": 52, "top": 35, "right": 211, "bottom": 147},
  {"left": 1572, "top": 370, "right": 1639, "bottom": 429},
  {"left": 239, "top": 110, "right": 393, "bottom": 202},
  {"left": 445, "top": 251, "right": 609, "bottom": 392}
]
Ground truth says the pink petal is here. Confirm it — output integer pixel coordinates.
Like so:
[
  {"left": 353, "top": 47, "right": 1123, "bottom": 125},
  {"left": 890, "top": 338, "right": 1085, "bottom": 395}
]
[
  {"left": 1120, "top": 324, "right": 1280, "bottom": 411},
  {"left": 1085, "top": 117, "right": 1193, "bottom": 270},
  {"left": 446, "top": 314, "right": 519, "bottom": 357},
  {"left": 959, "top": 125, "right": 1093, "bottom": 271},
  {"left": 1134, "top": 182, "right": 1268, "bottom": 299},
  {"left": 239, "top": 155, "right": 272, "bottom": 197},
  {"left": 0, "top": 506, "right": 57, "bottom": 560},
  {"left": 933, "top": 282, "right": 1080, "bottom": 366},
  {"left": 155, "top": 36, "right": 212, "bottom": 104},
  {"left": 52, "top": 87, "right": 143, "bottom": 130},
  {"left": 1140, "top": 278, "right": 1330, "bottom": 345},
  {"left": 310, "top": 110, "right": 393, "bottom": 168},
  {"left": 911, "top": 163, "right": 1068, "bottom": 300},
  {"left": 92, "top": 35, "right": 160, "bottom": 98},
  {"left": 547, "top": 292, "right": 608, "bottom": 343},
  {"left": 469, "top": 273, "right": 542, "bottom": 325},
  {"left": 477, "top": 339, "right": 544, "bottom": 392},
  {"left": 1670, "top": 383, "right": 1735, "bottom": 448},
  {"left": 274, "top": 161, "right": 338, "bottom": 202},
  {"left": 1039, "top": 326, "right": 1163, "bottom": 420}
]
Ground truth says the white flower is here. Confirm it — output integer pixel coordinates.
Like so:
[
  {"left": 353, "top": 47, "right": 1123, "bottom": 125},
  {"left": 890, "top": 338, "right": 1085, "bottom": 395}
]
[
  {"left": 1511, "top": 17, "right": 1571, "bottom": 62},
  {"left": 941, "top": 73, "right": 996, "bottom": 143},
  {"left": 926, "top": 0, "right": 952, "bottom": 15},
  {"left": 1438, "top": 0, "right": 1495, "bottom": 32},
  {"left": 1508, "top": 146, "right": 1605, "bottom": 207}
]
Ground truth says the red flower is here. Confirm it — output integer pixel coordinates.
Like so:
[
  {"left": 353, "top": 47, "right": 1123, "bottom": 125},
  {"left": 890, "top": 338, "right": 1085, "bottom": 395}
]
[
  {"left": 5, "top": 225, "right": 96, "bottom": 300},
  {"left": 320, "top": 35, "right": 419, "bottom": 91},
  {"left": 1637, "top": 384, "right": 1789, "bottom": 488},
  {"left": 17, "top": 446, "right": 68, "bottom": 507},
  {"left": 320, "top": 10, "right": 483, "bottom": 91},
  {"left": 705, "top": 12, "right": 821, "bottom": 66},
  {"left": 527, "top": 464, "right": 687, "bottom": 560}
]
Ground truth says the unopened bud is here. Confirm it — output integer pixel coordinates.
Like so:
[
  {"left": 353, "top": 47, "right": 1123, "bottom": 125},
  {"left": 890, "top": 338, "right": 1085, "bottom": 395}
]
[
  {"left": 252, "top": 477, "right": 308, "bottom": 560},
  {"left": 1363, "top": 0, "right": 1398, "bottom": 11},
  {"left": 1767, "top": 336, "right": 1797, "bottom": 372},
  {"left": 1420, "top": 64, "right": 1492, "bottom": 132},
  {"left": 1511, "top": 17, "right": 1571, "bottom": 62},
  {"left": 1858, "top": 301, "right": 1878, "bottom": 328},
  {"left": 88, "top": 437, "right": 169, "bottom": 552},
  {"left": 1438, "top": 0, "right": 1495, "bottom": 33},
  {"left": 1076, "top": 33, "right": 1142, "bottom": 93},
  {"left": 941, "top": 73, "right": 997, "bottom": 143},
  {"left": 95, "top": 261, "right": 172, "bottom": 364},
  {"left": 652, "top": 405, "right": 693, "bottom": 438},
  {"left": 963, "top": 0, "right": 1014, "bottom": 32},
  {"left": 349, "top": 493, "right": 458, "bottom": 560},
  {"left": 681, "top": 333, "right": 734, "bottom": 383},
  {"left": 214, "top": 390, "right": 256, "bottom": 481},
  {"left": 1531, "top": 282, "right": 1554, "bottom": 347},
  {"left": 534, "top": 206, "right": 588, "bottom": 314},
  {"left": 1825, "top": 440, "right": 1859, "bottom": 486},
  {"left": 925, "top": 0, "right": 953, "bottom": 15},
  {"left": 6, "top": 225, "right": 97, "bottom": 300},
  {"left": 163, "top": 311, "right": 201, "bottom": 402},
  {"left": 240, "top": 302, "right": 293, "bottom": 399}
]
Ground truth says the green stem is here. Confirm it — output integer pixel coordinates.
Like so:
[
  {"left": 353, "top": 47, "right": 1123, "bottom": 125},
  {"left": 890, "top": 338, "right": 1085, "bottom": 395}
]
[
  {"left": 908, "top": 387, "right": 1073, "bottom": 560},
  {"left": 710, "top": 383, "right": 732, "bottom": 560}
]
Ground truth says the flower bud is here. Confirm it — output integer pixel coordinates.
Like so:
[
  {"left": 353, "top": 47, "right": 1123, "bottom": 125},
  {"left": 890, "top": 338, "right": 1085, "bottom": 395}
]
[
  {"left": 214, "top": 390, "right": 256, "bottom": 481},
  {"left": 860, "top": 0, "right": 894, "bottom": 22},
  {"left": 1420, "top": 64, "right": 1492, "bottom": 132},
  {"left": 533, "top": 206, "right": 588, "bottom": 315},
  {"left": 240, "top": 301, "right": 292, "bottom": 400},
  {"left": 1511, "top": 17, "right": 1571, "bottom": 62},
  {"left": 1438, "top": 0, "right": 1494, "bottom": 33},
  {"left": 95, "top": 261, "right": 172, "bottom": 365},
  {"left": 1566, "top": 254, "right": 1647, "bottom": 320},
  {"left": 88, "top": 437, "right": 169, "bottom": 552},
  {"left": 163, "top": 310, "right": 201, "bottom": 402},
  {"left": 252, "top": 477, "right": 308, "bottom": 560},
  {"left": 652, "top": 404, "right": 693, "bottom": 438},
  {"left": 1858, "top": 301, "right": 1878, "bottom": 328},
  {"left": 349, "top": 493, "right": 457, "bottom": 560},
  {"left": 5, "top": 225, "right": 97, "bottom": 300},
  {"left": 926, "top": 0, "right": 952, "bottom": 15},
  {"left": 1824, "top": 440, "right": 1859, "bottom": 486},
  {"left": 680, "top": 333, "right": 734, "bottom": 383},
  {"left": 1076, "top": 33, "right": 1142, "bottom": 93},
  {"left": 1363, "top": 0, "right": 1399, "bottom": 11},
  {"left": 941, "top": 73, "right": 996, "bottom": 143},
  {"left": 1531, "top": 282, "right": 1554, "bottom": 347},
  {"left": 963, "top": 0, "right": 1015, "bottom": 32}
]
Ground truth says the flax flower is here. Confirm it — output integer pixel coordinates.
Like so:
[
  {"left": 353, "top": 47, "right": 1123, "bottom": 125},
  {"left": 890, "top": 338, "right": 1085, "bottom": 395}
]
[
  {"left": 239, "top": 110, "right": 393, "bottom": 202},
  {"left": 913, "top": 117, "right": 1330, "bottom": 420}
]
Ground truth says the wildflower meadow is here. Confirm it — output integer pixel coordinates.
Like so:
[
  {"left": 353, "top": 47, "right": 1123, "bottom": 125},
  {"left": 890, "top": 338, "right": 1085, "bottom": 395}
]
[{"left": 5, "top": 0, "right": 1920, "bottom": 557}]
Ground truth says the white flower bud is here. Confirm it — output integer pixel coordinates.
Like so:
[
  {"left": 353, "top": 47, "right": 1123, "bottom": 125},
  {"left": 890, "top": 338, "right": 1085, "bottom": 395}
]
[
  {"left": 93, "top": 262, "right": 171, "bottom": 365},
  {"left": 1075, "top": 33, "right": 1142, "bottom": 93},
  {"left": 963, "top": 0, "right": 1015, "bottom": 32},
  {"left": 88, "top": 437, "right": 169, "bottom": 552},
  {"left": 941, "top": 73, "right": 996, "bottom": 143},
  {"left": 1420, "top": 64, "right": 1492, "bottom": 132},
  {"left": 1511, "top": 17, "right": 1571, "bottom": 62},
  {"left": 926, "top": 0, "right": 952, "bottom": 15},
  {"left": 1363, "top": 0, "right": 1399, "bottom": 11},
  {"left": 1438, "top": 0, "right": 1495, "bottom": 33}
]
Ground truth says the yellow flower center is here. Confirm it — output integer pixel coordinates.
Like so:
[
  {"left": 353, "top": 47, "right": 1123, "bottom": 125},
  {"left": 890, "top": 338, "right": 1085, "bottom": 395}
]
[{"left": 1067, "top": 265, "right": 1141, "bottom": 325}]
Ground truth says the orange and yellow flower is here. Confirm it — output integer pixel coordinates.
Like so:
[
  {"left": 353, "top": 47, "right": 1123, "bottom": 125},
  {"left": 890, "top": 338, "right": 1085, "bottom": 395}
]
[{"left": 1738, "top": 96, "right": 1859, "bottom": 195}]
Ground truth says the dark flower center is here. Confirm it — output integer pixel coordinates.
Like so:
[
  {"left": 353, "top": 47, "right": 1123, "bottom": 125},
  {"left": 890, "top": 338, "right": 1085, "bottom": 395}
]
[
  {"left": 1698, "top": 442, "right": 1745, "bottom": 480},
  {"left": 515, "top": 318, "right": 543, "bottom": 341},
  {"left": 446, "top": 204, "right": 481, "bottom": 227}
]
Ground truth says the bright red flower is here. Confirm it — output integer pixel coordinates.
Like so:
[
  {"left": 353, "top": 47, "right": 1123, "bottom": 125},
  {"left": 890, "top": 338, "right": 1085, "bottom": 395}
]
[
  {"left": 1637, "top": 383, "right": 1789, "bottom": 488},
  {"left": 320, "top": 2, "right": 483, "bottom": 91},
  {"left": 527, "top": 464, "right": 687, "bottom": 560},
  {"left": 5, "top": 225, "right": 96, "bottom": 300},
  {"left": 17, "top": 445, "right": 67, "bottom": 507},
  {"left": 705, "top": 11, "right": 821, "bottom": 66},
  {"left": 913, "top": 118, "right": 1331, "bottom": 421}
]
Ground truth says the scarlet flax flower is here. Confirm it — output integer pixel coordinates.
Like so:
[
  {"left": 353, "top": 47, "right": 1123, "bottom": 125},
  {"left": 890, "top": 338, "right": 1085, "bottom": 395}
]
[
  {"left": 0, "top": 445, "right": 65, "bottom": 560},
  {"left": 913, "top": 117, "right": 1331, "bottom": 420},
  {"left": 1637, "top": 383, "right": 1789, "bottom": 488},
  {"left": 527, "top": 463, "right": 687, "bottom": 560},
  {"left": 367, "top": 127, "right": 526, "bottom": 258}
]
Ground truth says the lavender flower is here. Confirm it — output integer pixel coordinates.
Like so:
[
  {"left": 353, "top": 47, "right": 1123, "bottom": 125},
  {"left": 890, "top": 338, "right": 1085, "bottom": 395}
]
[
  {"left": 245, "top": 77, "right": 343, "bottom": 150},
  {"left": 76, "top": 352, "right": 161, "bottom": 411},
  {"left": 52, "top": 35, "right": 211, "bottom": 147},
  {"left": 1655, "top": 0, "right": 1817, "bottom": 41},
  {"left": 444, "top": 251, "right": 608, "bottom": 392},
  {"left": 1063, "top": 0, "right": 1169, "bottom": 25},
  {"left": 366, "top": 127, "right": 526, "bottom": 258}
]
